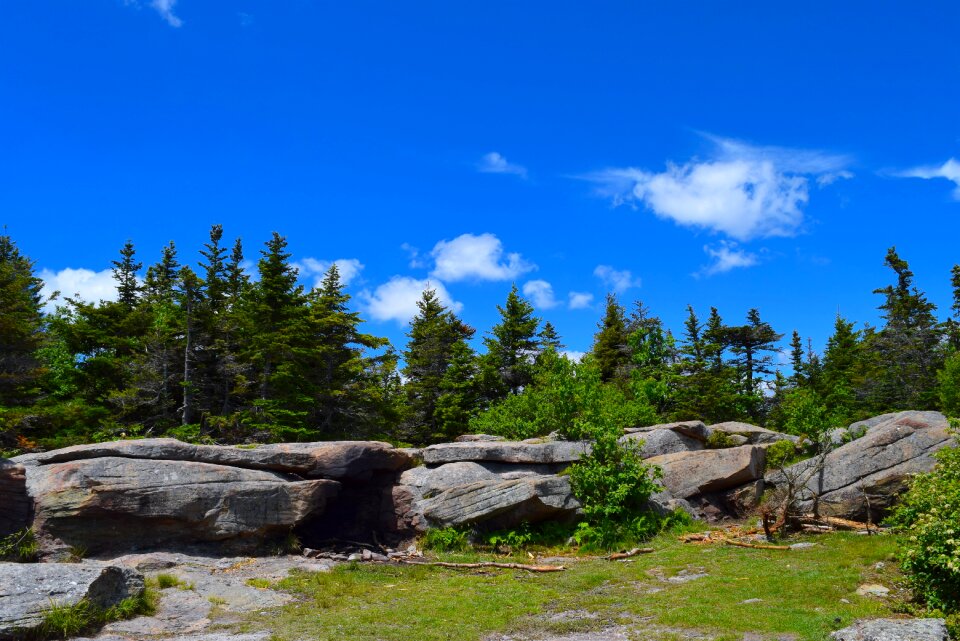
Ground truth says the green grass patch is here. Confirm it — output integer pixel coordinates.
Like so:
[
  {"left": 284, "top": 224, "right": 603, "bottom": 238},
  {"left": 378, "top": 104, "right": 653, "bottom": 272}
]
[
  {"left": 22, "top": 589, "right": 155, "bottom": 640},
  {"left": 247, "top": 578, "right": 273, "bottom": 589},
  {"left": 249, "top": 531, "right": 903, "bottom": 641}
]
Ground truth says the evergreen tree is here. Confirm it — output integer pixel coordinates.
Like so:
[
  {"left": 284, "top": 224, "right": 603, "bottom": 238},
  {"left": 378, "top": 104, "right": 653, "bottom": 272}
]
[
  {"left": 818, "top": 314, "right": 862, "bottom": 421},
  {"left": 866, "top": 247, "right": 943, "bottom": 410},
  {"left": 402, "top": 289, "right": 477, "bottom": 443},
  {"left": 789, "top": 330, "right": 805, "bottom": 386},
  {"left": 724, "top": 309, "right": 783, "bottom": 420},
  {"left": 480, "top": 285, "right": 540, "bottom": 400},
  {"left": 592, "top": 294, "right": 630, "bottom": 382},
  {"left": 538, "top": 321, "right": 563, "bottom": 351},
  {"left": 948, "top": 264, "right": 960, "bottom": 351},
  {"left": 112, "top": 240, "right": 142, "bottom": 308},
  {"left": 0, "top": 233, "right": 45, "bottom": 407}
]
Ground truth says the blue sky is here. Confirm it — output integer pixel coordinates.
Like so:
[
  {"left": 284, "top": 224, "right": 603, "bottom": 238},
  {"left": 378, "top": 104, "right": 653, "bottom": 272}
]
[{"left": 2, "top": 1, "right": 959, "bottom": 359}]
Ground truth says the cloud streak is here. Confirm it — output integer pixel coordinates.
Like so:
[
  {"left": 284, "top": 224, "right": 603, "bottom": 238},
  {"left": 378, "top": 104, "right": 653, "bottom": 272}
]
[
  {"left": 696, "top": 241, "right": 759, "bottom": 277},
  {"left": 478, "top": 152, "right": 527, "bottom": 178},
  {"left": 898, "top": 158, "right": 960, "bottom": 200},
  {"left": 594, "top": 265, "right": 641, "bottom": 293}
]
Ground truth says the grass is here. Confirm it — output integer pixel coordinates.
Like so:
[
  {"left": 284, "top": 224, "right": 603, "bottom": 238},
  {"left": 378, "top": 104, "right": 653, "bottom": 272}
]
[
  {"left": 153, "top": 573, "right": 194, "bottom": 590},
  {"left": 242, "top": 530, "right": 906, "bottom": 641},
  {"left": 22, "top": 589, "right": 156, "bottom": 640},
  {"left": 0, "top": 528, "right": 39, "bottom": 562}
]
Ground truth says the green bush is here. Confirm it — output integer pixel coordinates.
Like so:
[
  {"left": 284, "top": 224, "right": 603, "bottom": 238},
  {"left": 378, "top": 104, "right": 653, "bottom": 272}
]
[
  {"left": 939, "top": 352, "right": 960, "bottom": 417},
  {"left": 765, "top": 439, "right": 798, "bottom": 470},
  {"left": 891, "top": 421, "right": 960, "bottom": 612},
  {"left": 0, "top": 528, "right": 38, "bottom": 562},
  {"left": 23, "top": 589, "right": 154, "bottom": 640},
  {"left": 421, "top": 527, "right": 471, "bottom": 552},
  {"left": 706, "top": 431, "right": 735, "bottom": 449}
]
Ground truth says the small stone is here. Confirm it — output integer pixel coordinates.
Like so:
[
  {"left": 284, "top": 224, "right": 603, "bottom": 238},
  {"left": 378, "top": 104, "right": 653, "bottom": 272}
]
[
  {"left": 361, "top": 549, "right": 373, "bottom": 561},
  {"left": 790, "top": 542, "right": 816, "bottom": 550},
  {"left": 740, "top": 598, "right": 762, "bottom": 604},
  {"left": 406, "top": 545, "right": 417, "bottom": 555},
  {"left": 840, "top": 598, "right": 850, "bottom": 604},
  {"left": 855, "top": 583, "right": 890, "bottom": 597},
  {"left": 875, "top": 561, "right": 886, "bottom": 570},
  {"left": 347, "top": 553, "right": 362, "bottom": 562},
  {"left": 370, "top": 553, "right": 389, "bottom": 562}
]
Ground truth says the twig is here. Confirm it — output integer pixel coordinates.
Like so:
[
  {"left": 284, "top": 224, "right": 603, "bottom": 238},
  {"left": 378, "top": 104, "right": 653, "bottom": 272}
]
[
  {"left": 399, "top": 560, "right": 565, "bottom": 572},
  {"left": 724, "top": 539, "right": 790, "bottom": 551},
  {"left": 606, "top": 548, "right": 654, "bottom": 560}
]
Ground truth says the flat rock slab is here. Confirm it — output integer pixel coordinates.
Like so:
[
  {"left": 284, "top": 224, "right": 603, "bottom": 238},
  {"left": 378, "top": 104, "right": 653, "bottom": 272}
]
[
  {"left": 625, "top": 420, "right": 710, "bottom": 442},
  {"left": 26, "top": 457, "right": 340, "bottom": 554},
  {"left": 621, "top": 429, "right": 704, "bottom": 458},
  {"left": 0, "top": 562, "right": 144, "bottom": 640},
  {"left": 422, "top": 441, "right": 590, "bottom": 465},
  {"left": 647, "top": 445, "right": 766, "bottom": 499},
  {"left": 830, "top": 618, "right": 948, "bottom": 640},
  {"left": 708, "top": 422, "right": 799, "bottom": 444},
  {"left": 15, "top": 438, "right": 413, "bottom": 480}
]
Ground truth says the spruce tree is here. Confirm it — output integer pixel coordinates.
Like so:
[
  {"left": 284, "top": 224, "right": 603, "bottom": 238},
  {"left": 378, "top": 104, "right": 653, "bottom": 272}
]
[
  {"left": 480, "top": 284, "right": 540, "bottom": 400},
  {"left": 402, "top": 289, "right": 477, "bottom": 443},
  {"left": 789, "top": 330, "right": 805, "bottom": 386},
  {"left": 538, "top": 321, "right": 563, "bottom": 351},
  {"left": 112, "top": 240, "right": 142, "bottom": 308},
  {"left": 592, "top": 294, "right": 630, "bottom": 382},
  {"left": 818, "top": 314, "right": 862, "bottom": 421},
  {"left": 0, "top": 233, "right": 45, "bottom": 407}
]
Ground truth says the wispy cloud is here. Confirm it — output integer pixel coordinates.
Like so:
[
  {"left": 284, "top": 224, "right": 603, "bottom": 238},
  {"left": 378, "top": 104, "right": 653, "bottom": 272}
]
[
  {"left": 522, "top": 279, "right": 560, "bottom": 309},
  {"left": 430, "top": 233, "right": 535, "bottom": 282},
  {"left": 585, "top": 135, "right": 853, "bottom": 241},
  {"left": 359, "top": 277, "right": 462, "bottom": 324},
  {"left": 696, "top": 241, "right": 759, "bottom": 277},
  {"left": 478, "top": 152, "right": 527, "bottom": 178},
  {"left": 568, "top": 291, "right": 594, "bottom": 310},
  {"left": 897, "top": 158, "right": 960, "bottom": 200},
  {"left": 594, "top": 265, "right": 641, "bottom": 293},
  {"left": 150, "top": 0, "right": 182, "bottom": 27}
]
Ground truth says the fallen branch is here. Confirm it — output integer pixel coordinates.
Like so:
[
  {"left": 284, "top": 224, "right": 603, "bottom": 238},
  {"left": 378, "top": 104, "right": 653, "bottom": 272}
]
[
  {"left": 724, "top": 539, "right": 790, "bottom": 551},
  {"left": 399, "top": 560, "right": 565, "bottom": 572},
  {"left": 799, "top": 515, "right": 877, "bottom": 531},
  {"left": 607, "top": 547, "right": 654, "bottom": 560}
]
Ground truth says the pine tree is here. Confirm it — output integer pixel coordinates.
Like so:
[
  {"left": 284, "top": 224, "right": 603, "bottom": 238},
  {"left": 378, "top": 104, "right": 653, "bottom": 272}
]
[
  {"left": 402, "top": 289, "right": 477, "bottom": 443},
  {"left": 818, "top": 314, "right": 862, "bottom": 421},
  {"left": 179, "top": 266, "right": 202, "bottom": 426},
  {"left": 112, "top": 240, "right": 142, "bottom": 308},
  {"left": 538, "top": 321, "right": 563, "bottom": 351},
  {"left": 0, "top": 233, "right": 45, "bottom": 407},
  {"left": 948, "top": 264, "right": 960, "bottom": 351},
  {"left": 724, "top": 309, "right": 783, "bottom": 420},
  {"left": 591, "top": 294, "right": 630, "bottom": 382},
  {"left": 866, "top": 247, "right": 943, "bottom": 410},
  {"left": 789, "top": 330, "right": 805, "bottom": 386},
  {"left": 480, "top": 285, "right": 540, "bottom": 400}
]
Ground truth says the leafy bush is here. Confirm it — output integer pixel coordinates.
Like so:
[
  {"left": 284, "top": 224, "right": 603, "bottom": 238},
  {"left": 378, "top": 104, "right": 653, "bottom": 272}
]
[
  {"left": 891, "top": 421, "right": 960, "bottom": 612},
  {"left": 469, "top": 351, "right": 656, "bottom": 441},
  {"left": 421, "top": 527, "right": 471, "bottom": 552},
  {"left": 939, "top": 352, "right": 960, "bottom": 417},
  {"left": 778, "top": 388, "right": 833, "bottom": 441},
  {"left": 765, "top": 439, "right": 798, "bottom": 470},
  {"left": 706, "top": 431, "right": 735, "bottom": 449},
  {"left": 0, "top": 528, "right": 38, "bottom": 562}
]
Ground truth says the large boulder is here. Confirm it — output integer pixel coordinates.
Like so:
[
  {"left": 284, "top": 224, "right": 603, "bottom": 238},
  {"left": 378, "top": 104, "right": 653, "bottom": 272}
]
[
  {"left": 0, "top": 562, "right": 144, "bottom": 640},
  {"left": 621, "top": 429, "right": 704, "bottom": 458},
  {"left": 419, "top": 475, "right": 581, "bottom": 530},
  {"left": 14, "top": 439, "right": 413, "bottom": 481},
  {"left": 647, "top": 446, "right": 766, "bottom": 499},
  {"left": 626, "top": 420, "right": 711, "bottom": 442},
  {"left": 768, "top": 411, "right": 953, "bottom": 520},
  {"left": 830, "top": 618, "right": 948, "bottom": 641},
  {"left": 708, "top": 422, "right": 799, "bottom": 445},
  {"left": 421, "top": 440, "right": 589, "bottom": 466},
  {"left": 25, "top": 457, "right": 340, "bottom": 555},
  {"left": 0, "top": 460, "right": 30, "bottom": 537}
]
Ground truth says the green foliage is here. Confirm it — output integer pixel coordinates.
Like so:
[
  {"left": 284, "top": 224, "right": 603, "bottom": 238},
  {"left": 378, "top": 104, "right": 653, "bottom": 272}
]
[
  {"left": 0, "top": 527, "right": 38, "bottom": 562},
  {"left": 478, "top": 284, "right": 541, "bottom": 401},
  {"left": 765, "top": 439, "right": 799, "bottom": 470},
  {"left": 706, "top": 431, "right": 736, "bottom": 449},
  {"left": 155, "top": 573, "right": 186, "bottom": 590},
  {"left": 26, "top": 589, "right": 154, "bottom": 641},
  {"left": 892, "top": 423, "right": 960, "bottom": 612},
  {"left": 778, "top": 388, "right": 833, "bottom": 441},
  {"left": 939, "top": 352, "right": 960, "bottom": 417},
  {"left": 421, "top": 527, "right": 471, "bottom": 552}
]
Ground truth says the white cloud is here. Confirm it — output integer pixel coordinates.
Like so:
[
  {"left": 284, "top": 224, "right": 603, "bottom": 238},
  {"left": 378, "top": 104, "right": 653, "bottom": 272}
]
[
  {"left": 561, "top": 350, "right": 587, "bottom": 362},
  {"left": 400, "top": 243, "right": 426, "bottom": 269},
  {"left": 38, "top": 268, "right": 118, "bottom": 312},
  {"left": 593, "top": 265, "right": 641, "bottom": 293},
  {"left": 568, "top": 291, "right": 595, "bottom": 310},
  {"left": 898, "top": 158, "right": 960, "bottom": 200},
  {"left": 696, "top": 241, "right": 759, "bottom": 277},
  {"left": 586, "top": 135, "right": 852, "bottom": 241},
  {"left": 359, "top": 277, "right": 462, "bottom": 324},
  {"left": 477, "top": 152, "right": 527, "bottom": 178},
  {"left": 522, "top": 280, "right": 559, "bottom": 309},
  {"left": 124, "top": 0, "right": 182, "bottom": 27},
  {"left": 295, "top": 258, "right": 364, "bottom": 288},
  {"left": 430, "top": 233, "right": 535, "bottom": 282}
]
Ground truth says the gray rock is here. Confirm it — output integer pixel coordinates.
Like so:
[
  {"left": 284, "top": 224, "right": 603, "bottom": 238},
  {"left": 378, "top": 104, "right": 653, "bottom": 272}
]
[
  {"left": 627, "top": 420, "right": 711, "bottom": 442},
  {"left": 454, "top": 434, "right": 506, "bottom": 442},
  {"left": 621, "top": 429, "right": 704, "bottom": 458},
  {"left": 422, "top": 440, "right": 590, "bottom": 465},
  {"left": 830, "top": 618, "right": 948, "bottom": 641},
  {"left": 0, "top": 562, "right": 144, "bottom": 640},
  {"left": 14, "top": 438, "right": 413, "bottom": 481},
  {"left": 647, "top": 445, "right": 766, "bottom": 499},
  {"left": 767, "top": 411, "right": 952, "bottom": 520},
  {"left": 25, "top": 457, "right": 340, "bottom": 554},
  {"left": 709, "top": 422, "right": 799, "bottom": 445},
  {"left": 398, "top": 462, "right": 500, "bottom": 499},
  {"left": 420, "top": 475, "right": 581, "bottom": 529},
  {"left": 0, "top": 460, "right": 30, "bottom": 537}
]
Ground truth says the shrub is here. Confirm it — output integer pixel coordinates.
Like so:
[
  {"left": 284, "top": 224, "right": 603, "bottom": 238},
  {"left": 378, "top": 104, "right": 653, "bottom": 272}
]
[
  {"left": 421, "top": 527, "right": 471, "bottom": 552},
  {"left": 765, "top": 439, "right": 797, "bottom": 470},
  {"left": 891, "top": 421, "right": 960, "bottom": 612},
  {"left": 939, "top": 352, "right": 960, "bottom": 417},
  {"left": 0, "top": 528, "right": 38, "bottom": 562},
  {"left": 706, "top": 431, "right": 735, "bottom": 449}
]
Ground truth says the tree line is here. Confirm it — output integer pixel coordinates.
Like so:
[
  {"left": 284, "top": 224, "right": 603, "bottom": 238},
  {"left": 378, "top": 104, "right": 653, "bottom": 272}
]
[{"left": 1, "top": 227, "right": 958, "bottom": 452}]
